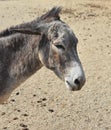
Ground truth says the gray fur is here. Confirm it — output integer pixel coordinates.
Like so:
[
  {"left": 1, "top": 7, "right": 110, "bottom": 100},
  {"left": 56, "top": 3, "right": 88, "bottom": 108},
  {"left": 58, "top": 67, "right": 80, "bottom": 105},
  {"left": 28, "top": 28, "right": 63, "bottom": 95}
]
[{"left": 0, "top": 7, "right": 85, "bottom": 103}]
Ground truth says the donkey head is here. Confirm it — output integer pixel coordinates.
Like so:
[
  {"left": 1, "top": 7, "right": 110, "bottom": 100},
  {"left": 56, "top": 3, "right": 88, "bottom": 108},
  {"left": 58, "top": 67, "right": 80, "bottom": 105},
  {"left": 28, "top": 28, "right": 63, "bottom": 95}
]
[{"left": 11, "top": 7, "right": 86, "bottom": 91}]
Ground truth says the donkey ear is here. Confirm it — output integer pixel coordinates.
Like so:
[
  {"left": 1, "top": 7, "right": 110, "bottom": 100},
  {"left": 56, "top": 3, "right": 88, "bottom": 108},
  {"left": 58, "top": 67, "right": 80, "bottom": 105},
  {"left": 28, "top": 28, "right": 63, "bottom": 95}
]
[
  {"left": 41, "top": 7, "right": 62, "bottom": 21},
  {"left": 11, "top": 28, "right": 41, "bottom": 35},
  {"left": 10, "top": 24, "right": 49, "bottom": 35}
]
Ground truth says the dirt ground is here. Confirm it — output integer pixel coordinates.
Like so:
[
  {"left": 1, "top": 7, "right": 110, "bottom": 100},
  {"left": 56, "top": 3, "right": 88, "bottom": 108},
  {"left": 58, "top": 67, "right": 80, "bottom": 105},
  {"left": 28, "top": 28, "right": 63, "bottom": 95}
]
[{"left": 0, "top": 0, "right": 111, "bottom": 130}]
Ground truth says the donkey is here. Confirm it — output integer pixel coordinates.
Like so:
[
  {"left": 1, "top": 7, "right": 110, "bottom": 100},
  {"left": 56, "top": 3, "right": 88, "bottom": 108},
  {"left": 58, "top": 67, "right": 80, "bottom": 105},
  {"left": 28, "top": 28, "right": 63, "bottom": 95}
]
[{"left": 0, "top": 7, "right": 85, "bottom": 103}]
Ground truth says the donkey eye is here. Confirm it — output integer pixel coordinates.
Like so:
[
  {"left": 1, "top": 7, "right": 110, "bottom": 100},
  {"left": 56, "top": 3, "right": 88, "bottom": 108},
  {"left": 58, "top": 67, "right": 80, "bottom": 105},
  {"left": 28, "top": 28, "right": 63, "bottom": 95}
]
[
  {"left": 55, "top": 45, "right": 65, "bottom": 50},
  {"left": 53, "top": 32, "right": 58, "bottom": 38}
]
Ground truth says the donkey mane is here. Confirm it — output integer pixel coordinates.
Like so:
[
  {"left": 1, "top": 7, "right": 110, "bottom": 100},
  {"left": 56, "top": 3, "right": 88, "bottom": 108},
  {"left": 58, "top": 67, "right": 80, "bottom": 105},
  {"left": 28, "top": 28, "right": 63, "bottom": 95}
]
[{"left": 0, "top": 7, "right": 61, "bottom": 38}]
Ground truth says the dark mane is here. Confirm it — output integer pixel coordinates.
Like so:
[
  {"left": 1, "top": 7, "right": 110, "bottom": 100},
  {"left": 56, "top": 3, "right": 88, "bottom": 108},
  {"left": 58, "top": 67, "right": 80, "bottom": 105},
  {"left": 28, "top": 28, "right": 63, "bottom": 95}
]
[{"left": 0, "top": 7, "right": 62, "bottom": 38}]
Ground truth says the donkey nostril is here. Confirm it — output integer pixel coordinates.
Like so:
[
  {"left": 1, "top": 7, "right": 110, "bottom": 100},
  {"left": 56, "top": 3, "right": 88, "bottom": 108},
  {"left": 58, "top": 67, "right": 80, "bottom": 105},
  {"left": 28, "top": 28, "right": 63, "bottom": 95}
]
[{"left": 74, "top": 79, "right": 80, "bottom": 86}]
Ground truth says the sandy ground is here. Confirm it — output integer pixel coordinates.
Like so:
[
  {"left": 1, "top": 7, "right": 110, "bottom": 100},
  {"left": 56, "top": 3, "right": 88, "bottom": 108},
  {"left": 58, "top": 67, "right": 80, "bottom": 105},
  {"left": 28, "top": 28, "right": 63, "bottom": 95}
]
[{"left": 0, "top": 0, "right": 111, "bottom": 130}]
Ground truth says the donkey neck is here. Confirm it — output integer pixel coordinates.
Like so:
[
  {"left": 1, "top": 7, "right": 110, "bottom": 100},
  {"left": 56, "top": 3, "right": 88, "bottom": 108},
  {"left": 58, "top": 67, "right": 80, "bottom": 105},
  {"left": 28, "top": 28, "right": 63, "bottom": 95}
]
[
  {"left": 0, "top": 34, "right": 43, "bottom": 93},
  {"left": 9, "top": 34, "right": 43, "bottom": 80}
]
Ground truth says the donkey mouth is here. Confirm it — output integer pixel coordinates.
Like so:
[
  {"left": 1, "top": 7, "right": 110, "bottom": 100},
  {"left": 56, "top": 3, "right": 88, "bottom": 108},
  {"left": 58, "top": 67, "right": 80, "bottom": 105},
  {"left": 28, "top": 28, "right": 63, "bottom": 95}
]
[{"left": 65, "top": 80, "right": 82, "bottom": 91}]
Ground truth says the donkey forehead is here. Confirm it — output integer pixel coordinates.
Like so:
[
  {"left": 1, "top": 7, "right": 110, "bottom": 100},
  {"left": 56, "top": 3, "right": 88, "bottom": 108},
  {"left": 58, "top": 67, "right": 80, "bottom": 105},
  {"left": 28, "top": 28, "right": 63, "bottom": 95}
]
[
  {"left": 48, "top": 21, "right": 72, "bottom": 34},
  {"left": 48, "top": 21, "right": 78, "bottom": 45}
]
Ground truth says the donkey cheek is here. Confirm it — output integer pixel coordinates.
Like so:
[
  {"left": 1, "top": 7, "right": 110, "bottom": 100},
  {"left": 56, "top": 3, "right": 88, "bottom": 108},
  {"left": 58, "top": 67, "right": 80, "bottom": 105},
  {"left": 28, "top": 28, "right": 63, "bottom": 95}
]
[{"left": 53, "top": 51, "right": 60, "bottom": 63}]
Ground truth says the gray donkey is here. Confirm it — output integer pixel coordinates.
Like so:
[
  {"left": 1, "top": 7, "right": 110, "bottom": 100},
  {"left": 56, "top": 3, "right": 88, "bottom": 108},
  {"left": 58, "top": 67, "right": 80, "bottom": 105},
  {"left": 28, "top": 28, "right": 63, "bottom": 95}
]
[{"left": 0, "top": 7, "right": 85, "bottom": 103}]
